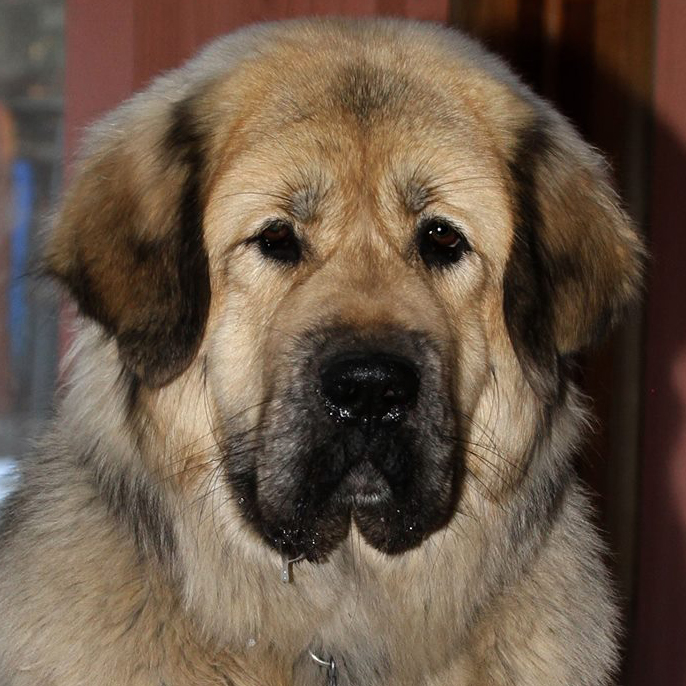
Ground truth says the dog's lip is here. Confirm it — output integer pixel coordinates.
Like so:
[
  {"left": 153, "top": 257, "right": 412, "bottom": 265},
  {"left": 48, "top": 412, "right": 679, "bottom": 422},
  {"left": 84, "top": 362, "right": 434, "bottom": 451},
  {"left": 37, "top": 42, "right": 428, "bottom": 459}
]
[{"left": 343, "top": 462, "right": 392, "bottom": 509}]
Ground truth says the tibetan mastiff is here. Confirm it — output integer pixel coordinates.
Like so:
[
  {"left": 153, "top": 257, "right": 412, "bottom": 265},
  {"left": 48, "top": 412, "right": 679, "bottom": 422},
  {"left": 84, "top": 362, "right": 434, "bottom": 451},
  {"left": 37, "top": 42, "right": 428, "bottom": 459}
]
[{"left": 0, "top": 18, "right": 643, "bottom": 686}]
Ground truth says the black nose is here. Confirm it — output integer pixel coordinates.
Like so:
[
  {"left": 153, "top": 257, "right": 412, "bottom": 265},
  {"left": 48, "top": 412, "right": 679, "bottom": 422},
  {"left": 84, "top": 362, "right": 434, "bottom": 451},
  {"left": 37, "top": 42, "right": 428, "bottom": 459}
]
[{"left": 320, "top": 354, "right": 420, "bottom": 424}]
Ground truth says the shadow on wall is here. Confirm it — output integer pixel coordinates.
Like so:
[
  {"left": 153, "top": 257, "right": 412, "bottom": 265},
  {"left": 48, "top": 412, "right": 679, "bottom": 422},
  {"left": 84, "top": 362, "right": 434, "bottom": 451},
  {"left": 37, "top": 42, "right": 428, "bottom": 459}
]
[
  {"left": 449, "top": 8, "right": 686, "bottom": 686},
  {"left": 635, "top": 105, "right": 686, "bottom": 686}
]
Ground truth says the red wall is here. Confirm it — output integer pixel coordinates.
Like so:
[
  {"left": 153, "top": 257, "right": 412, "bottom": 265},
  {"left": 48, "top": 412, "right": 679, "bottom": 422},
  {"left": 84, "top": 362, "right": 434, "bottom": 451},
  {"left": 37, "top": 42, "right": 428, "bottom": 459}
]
[{"left": 65, "top": 0, "right": 449, "bottom": 151}]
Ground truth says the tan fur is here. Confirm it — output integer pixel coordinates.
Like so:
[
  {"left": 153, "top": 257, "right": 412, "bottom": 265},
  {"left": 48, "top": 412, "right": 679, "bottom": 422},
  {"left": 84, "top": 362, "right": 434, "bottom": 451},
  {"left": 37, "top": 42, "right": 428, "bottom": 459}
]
[{"left": 0, "top": 19, "right": 642, "bottom": 686}]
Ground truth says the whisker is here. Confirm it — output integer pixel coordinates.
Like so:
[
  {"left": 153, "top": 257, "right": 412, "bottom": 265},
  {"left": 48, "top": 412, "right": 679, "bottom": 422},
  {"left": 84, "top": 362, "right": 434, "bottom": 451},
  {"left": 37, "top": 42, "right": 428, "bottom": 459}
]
[{"left": 463, "top": 466, "right": 506, "bottom": 509}]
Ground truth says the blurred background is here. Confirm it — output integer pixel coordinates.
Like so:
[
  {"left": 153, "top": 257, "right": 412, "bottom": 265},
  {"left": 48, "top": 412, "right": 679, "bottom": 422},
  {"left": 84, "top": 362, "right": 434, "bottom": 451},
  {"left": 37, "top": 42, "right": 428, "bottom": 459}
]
[
  {"left": 0, "top": 1, "right": 683, "bottom": 683},
  {"left": 0, "top": 0, "right": 62, "bottom": 487}
]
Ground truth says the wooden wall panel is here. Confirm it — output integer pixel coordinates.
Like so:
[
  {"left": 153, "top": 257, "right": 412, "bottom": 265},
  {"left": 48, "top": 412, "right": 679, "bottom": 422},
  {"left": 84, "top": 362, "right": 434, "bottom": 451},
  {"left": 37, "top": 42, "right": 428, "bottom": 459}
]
[{"left": 65, "top": 0, "right": 135, "bottom": 166}]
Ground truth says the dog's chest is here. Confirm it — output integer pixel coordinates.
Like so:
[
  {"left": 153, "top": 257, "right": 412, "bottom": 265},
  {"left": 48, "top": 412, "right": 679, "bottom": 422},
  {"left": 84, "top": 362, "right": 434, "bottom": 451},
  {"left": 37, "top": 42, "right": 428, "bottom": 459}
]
[
  {"left": 232, "top": 548, "right": 466, "bottom": 685},
  {"left": 284, "top": 602, "right": 446, "bottom": 686},
  {"left": 234, "top": 605, "right": 424, "bottom": 686}
]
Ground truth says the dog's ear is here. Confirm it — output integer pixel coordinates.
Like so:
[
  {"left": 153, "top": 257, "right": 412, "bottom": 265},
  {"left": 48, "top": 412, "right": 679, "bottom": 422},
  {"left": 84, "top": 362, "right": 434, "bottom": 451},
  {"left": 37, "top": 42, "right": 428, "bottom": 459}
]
[
  {"left": 503, "top": 115, "right": 644, "bottom": 402},
  {"left": 46, "top": 97, "right": 211, "bottom": 387}
]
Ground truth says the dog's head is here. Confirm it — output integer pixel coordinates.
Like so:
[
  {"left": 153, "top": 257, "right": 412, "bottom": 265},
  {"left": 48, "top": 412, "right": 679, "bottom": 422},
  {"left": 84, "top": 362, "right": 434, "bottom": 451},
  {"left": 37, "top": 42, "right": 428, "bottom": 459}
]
[{"left": 47, "top": 20, "right": 643, "bottom": 563}]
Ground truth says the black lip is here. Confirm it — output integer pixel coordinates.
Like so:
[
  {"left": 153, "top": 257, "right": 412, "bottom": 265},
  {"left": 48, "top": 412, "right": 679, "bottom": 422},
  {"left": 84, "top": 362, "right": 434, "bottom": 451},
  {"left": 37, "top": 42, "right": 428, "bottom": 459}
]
[{"left": 228, "top": 435, "right": 461, "bottom": 560}]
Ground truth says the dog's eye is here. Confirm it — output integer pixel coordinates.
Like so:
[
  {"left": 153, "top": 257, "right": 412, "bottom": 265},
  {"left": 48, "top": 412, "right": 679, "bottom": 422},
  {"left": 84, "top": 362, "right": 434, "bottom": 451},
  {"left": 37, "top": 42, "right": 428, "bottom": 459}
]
[
  {"left": 256, "top": 220, "right": 301, "bottom": 265},
  {"left": 418, "top": 218, "right": 469, "bottom": 268}
]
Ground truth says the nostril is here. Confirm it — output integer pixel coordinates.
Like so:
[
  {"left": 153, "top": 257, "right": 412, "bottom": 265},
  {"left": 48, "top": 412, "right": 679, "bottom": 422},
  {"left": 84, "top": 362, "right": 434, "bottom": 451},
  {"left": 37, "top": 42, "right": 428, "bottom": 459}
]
[
  {"left": 383, "top": 386, "right": 408, "bottom": 402},
  {"left": 329, "top": 380, "right": 361, "bottom": 408},
  {"left": 320, "top": 354, "right": 420, "bottom": 424}
]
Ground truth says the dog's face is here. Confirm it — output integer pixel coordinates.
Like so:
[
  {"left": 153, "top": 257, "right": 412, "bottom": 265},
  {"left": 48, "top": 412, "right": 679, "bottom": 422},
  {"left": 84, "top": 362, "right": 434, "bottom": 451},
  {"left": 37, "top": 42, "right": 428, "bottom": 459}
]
[
  {"left": 47, "top": 21, "right": 643, "bottom": 564},
  {"left": 206, "top": 119, "right": 478, "bottom": 559},
  {"left": 202, "top": 74, "right": 510, "bottom": 559}
]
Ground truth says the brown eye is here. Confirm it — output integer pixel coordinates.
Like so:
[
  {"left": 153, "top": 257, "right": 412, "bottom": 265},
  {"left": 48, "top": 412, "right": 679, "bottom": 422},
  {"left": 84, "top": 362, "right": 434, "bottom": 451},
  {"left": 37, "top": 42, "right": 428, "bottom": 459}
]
[
  {"left": 429, "top": 223, "right": 461, "bottom": 247},
  {"left": 418, "top": 217, "right": 469, "bottom": 268},
  {"left": 256, "top": 220, "right": 301, "bottom": 265},
  {"left": 263, "top": 221, "right": 291, "bottom": 241}
]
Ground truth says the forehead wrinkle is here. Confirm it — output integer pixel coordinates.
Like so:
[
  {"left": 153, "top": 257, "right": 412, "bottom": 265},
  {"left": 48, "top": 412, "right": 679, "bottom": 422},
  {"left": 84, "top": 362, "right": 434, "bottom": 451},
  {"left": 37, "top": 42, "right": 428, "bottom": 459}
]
[
  {"left": 277, "top": 174, "right": 330, "bottom": 224},
  {"left": 400, "top": 178, "right": 435, "bottom": 215},
  {"left": 391, "top": 165, "right": 441, "bottom": 216}
]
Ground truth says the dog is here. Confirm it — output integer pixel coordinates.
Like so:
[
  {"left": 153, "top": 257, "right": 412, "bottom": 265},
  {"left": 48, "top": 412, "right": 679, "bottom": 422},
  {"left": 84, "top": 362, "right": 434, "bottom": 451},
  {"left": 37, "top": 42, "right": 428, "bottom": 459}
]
[{"left": 0, "top": 18, "right": 643, "bottom": 686}]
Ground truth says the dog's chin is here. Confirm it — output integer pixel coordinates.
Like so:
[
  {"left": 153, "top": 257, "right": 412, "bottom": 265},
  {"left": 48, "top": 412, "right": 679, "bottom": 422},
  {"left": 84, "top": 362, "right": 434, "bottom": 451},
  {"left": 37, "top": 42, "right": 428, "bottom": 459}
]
[
  {"left": 260, "top": 462, "right": 448, "bottom": 562},
  {"left": 345, "top": 463, "right": 428, "bottom": 555}
]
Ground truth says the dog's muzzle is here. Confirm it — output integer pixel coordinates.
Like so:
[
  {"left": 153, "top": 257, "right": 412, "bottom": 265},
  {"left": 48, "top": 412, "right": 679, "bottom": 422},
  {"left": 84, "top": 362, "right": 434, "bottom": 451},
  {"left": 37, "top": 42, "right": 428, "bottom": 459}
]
[{"left": 224, "top": 328, "right": 462, "bottom": 562}]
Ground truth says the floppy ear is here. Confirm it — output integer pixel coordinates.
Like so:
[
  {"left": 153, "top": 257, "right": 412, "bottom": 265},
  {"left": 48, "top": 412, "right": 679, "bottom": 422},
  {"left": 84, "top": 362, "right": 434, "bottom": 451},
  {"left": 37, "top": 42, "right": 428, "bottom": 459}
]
[
  {"left": 46, "top": 96, "right": 211, "bottom": 387},
  {"left": 503, "top": 115, "right": 644, "bottom": 402}
]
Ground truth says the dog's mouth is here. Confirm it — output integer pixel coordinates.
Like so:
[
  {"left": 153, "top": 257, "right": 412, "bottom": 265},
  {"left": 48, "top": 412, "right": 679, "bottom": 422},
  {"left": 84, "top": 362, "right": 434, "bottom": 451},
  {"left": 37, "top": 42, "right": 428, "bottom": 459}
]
[{"left": 227, "top": 427, "right": 462, "bottom": 563}]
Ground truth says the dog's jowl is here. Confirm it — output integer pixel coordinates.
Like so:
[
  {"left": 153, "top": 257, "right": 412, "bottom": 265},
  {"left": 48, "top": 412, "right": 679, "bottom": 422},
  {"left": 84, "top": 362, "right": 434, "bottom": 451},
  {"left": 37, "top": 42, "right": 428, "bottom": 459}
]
[{"left": 0, "top": 19, "right": 643, "bottom": 686}]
